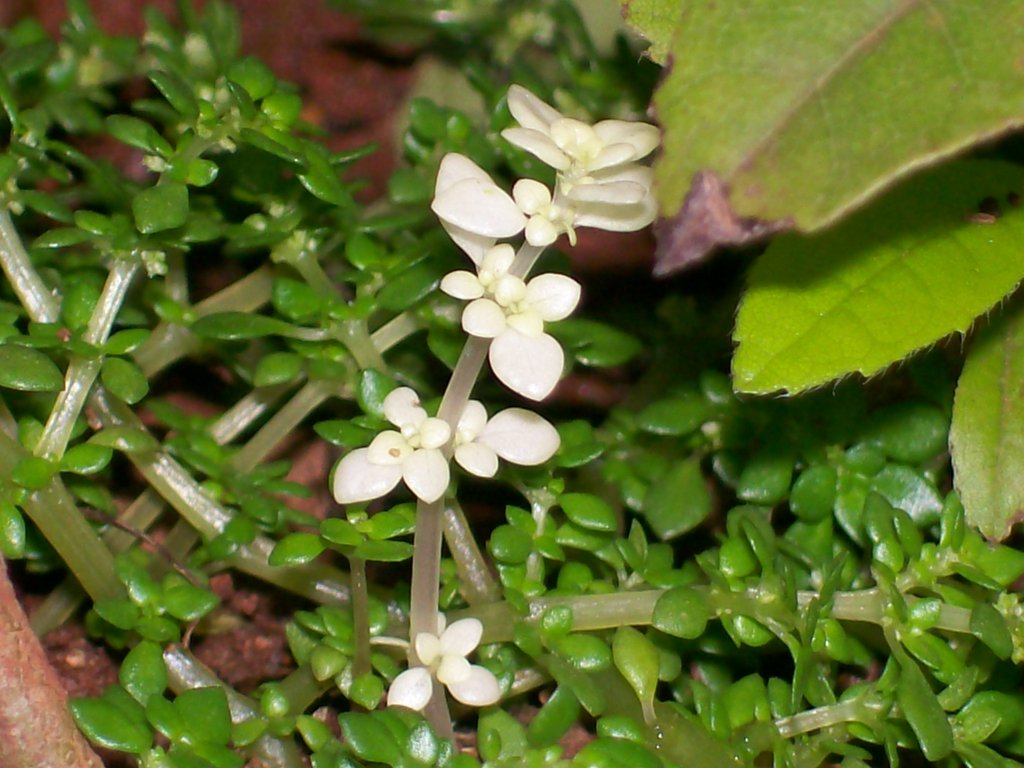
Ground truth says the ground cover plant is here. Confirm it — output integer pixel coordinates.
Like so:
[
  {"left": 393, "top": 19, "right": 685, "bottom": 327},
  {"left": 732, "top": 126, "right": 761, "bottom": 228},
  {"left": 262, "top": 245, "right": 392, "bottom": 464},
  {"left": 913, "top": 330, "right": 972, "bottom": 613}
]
[{"left": 3, "top": 1, "right": 1024, "bottom": 767}]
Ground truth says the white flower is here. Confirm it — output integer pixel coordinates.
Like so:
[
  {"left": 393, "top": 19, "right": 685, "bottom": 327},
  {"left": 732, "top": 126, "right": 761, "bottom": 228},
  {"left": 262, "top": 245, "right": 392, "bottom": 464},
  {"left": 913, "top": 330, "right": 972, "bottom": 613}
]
[
  {"left": 387, "top": 616, "right": 500, "bottom": 711},
  {"left": 331, "top": 388, "right": 451, "bottom": 504},
  {"left": 501, "top": 85, "right": 659, "bottom": 181},
  {"left": 431, "top": 153, "right": 526, "bottom": 264},
  {"left": 441, "top": 245, "right": 581, "bottom": 401},
  {"left": 453, "top": 400, "right": 561, "bottom": 477},
  {"left": 513, "top": 178, "right": 576, "bottom": 247}
]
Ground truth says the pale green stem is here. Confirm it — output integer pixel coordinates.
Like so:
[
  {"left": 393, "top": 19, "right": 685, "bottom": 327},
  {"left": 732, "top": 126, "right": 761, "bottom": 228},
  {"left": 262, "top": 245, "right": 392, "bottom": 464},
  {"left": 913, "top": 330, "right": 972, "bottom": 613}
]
[
  {"left": 231, "top": 380, "right": 332, "bottom": 471},
  {"left": 163, "top": 646, "right": 303, "bottom": 768},
  {"left": 0, "top": 209, "right": 59, "bottom": 322},
  {"left": 350, "top": 556, "right": 372, "bottom": 679},
  {"left": 441, "top": 499, "right": 500, "bottom": 604},
  {"left": 406, "top": 241, "right": 542, "bottom": 733},
  {"left": 775, "top": 697, "right": 877, "bottom": 740},
  {"left": 458, "top": 587, "right": 977, "bottom": 644},
  {"left": 342, "top": 319, "right": 387, "bottom": 371},
  {"left": 370, "top": 311, "right": 421, "bottom": 353},
  {"left": 209, "top": 383, "right": 292, "bottom": 445},
  {"left": 0, "top": 429, "right": 120, "bottom": 603},
  {"left": 88, "top": 389, "right": 349, "bottom": 605},
  {"left": 30, "top": 489, "right": 166, "bottom": 635},
  {"left": 34, "top": 259, "right": 139, "bottom": 460},
  {"left": 133, "top": 264, "right": 274, "bottom": 378}
]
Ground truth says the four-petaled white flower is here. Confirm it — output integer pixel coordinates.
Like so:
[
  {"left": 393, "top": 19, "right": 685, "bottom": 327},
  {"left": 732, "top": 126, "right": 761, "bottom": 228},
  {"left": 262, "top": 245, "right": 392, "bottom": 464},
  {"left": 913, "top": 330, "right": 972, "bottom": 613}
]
[
  {"left": 501, "top": 85, "right": 658, "bottom": 235},
  {"left": 502, "top": 84, "right": 659, "bottom": 180},
  {"left": 431, "top": 153, "right": 526, "bottom": 265},
  {"left": 453, "top": 400, "right": 561, "bottom": 478},
  {"left": 387, "top": 615, "right": 500, "bottom": 711},
  {"left": 441, "top": 244, "right": 581, "bottom": 401},
  {"left": 332, "top": 388, "right": 451, "bottom": 504}
]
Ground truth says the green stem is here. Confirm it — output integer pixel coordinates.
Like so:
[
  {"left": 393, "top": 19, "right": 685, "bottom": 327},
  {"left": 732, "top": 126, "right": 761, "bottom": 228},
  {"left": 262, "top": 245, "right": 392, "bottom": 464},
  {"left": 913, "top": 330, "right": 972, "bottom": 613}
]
[
  {"left": 441, "top": 500, "right": 501, "bottom": 604},
  {"left": 274, "top": 664, "right": 330, "bottom": 715},
  {"left": 0, "top": 430, "right": 120, "bottom": 603},
  {"left": 775, "top": 697, "right": 877, "bottom": 739},
  {"left": 35, "top": 259, "right": 139, "bottom": 460},
  {"left": 231, "top": 380, "right": 332, "bottom": 471},
  {"left": 370, "top": 311, "right": 421, "bottom": 353},
  {"left": 133, "top": 264, "right": 274, "bottom": 378},
  {"left": 0, "top": 210, "right": 59, "bottom": 322},
  {"left": 350, "top": 556, "right": 372, "bottom": 678},
  {"left": 88, "top": 389, "right": 349, "bottom": 605},
  {"left": 163, "top": 645, "right": 304, "bottom": 768}
]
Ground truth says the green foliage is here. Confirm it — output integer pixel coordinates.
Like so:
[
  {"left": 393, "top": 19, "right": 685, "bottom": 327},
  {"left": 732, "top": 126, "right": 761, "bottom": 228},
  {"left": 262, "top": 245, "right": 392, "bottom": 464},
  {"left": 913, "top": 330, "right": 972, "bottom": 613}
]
[{"left": 733, "top": 161, "right": 1024, "bottom": 394}]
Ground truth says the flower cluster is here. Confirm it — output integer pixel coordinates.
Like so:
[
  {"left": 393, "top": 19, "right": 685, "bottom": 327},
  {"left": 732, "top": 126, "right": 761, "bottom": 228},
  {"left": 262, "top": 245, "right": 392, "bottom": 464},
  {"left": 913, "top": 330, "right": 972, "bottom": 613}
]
[
  {"left": 332, "top": 387, "right": 560, "bottom": 505},
  {"left": 329, "top": 85, "right": 658, "bottom": 716},
  {"left": 387, "top": 615, "right": 500, "bottom": 711}
]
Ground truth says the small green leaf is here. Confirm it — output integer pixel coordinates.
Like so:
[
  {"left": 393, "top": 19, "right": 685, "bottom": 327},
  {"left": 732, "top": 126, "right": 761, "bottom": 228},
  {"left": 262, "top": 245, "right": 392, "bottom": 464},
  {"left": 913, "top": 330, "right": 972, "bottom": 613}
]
[
  {"left": 354, "top": 539, "right": 413, "bottom": 561},
  {"left": 106, "top": 114, "right": 173, "bottom": 157},
  {"left": 132, "top": 183, "right": 189, "bottom": 234},
  {"left": 0, "top": 504, "right": 25, "bottom": 558},
  {"left": 269, "top": 532, "right": 325, "bottom": 566},
  {"left": 71, "top": 696, "right": 152, "bottom": 753},
  {"left": 734, "top": 162, "right": 1024, "bottom": 394},
  {"left": 527, "top": 686, "right": 579, "bottom": 747},
  {"left": 652, "top": 587, "right": 710, "bottom": 640},
  {"left": 60, "top": 443, "right": 113, "bottom": 475},
  {"left": 148, "top": 69, "right": 199, "bottom": 120},
  {"left": 897, "top": 655, "right": 954, "bottom": 761},
  {"left": 378, "top": 264, "right": 440, "bottom": 312},
  {"left": 88, "top": 426, "right": 160, "bottom": 453},
  {"left": 191, "top": 312, "right": 295, "bottom": 340},
  {"left": 635, "top": 392, "right": 710, "bottom": 436},
  {"left": 550, "top": 634, "right": 612, "bottom": 673},
  {"left": 253, "top": 351, "right": 302, "bottom": 387},
  {"left": 789, "top": 465, "right": 837, "bottom": 523},
  {"left": 162, "top": 581, "right": 218, "bottom": 621},
  {"left": 0, "top": 345, "right": 63, "bottom": 391},
  {"left": 356, "top": 369, "right": 396, "bottom": 419},
  {"left": 862, "top": 403, "right": 949, "bottom": 465},
  {"left": 12, "top": 456, "right": 56, "bottom": 489},
  {"left": 174, "top": 687, "right": 233, "bottom": 746},
  {"left": 120, "top": 641, "right": 167, "bottom": 704},
  {"left": 339, "top": 712, "right": 403, "bottom": 765},
  {"left": 349, "top": 673, "right": 384, "bottom": 710},
  {"left": 101, "top": 357, "right": 150, "bottom": 404},
  {"left": 642, "top": 456, "right": 711, "bottom": 540},
  {"left": 559, "top": 493, "right": 617, "bottom": 533},
  {"left": 612, "top": 626, "right": 660, "bottom": 716},
  {"left": 227, "top": 56, "right": 276, "bottom": 100},
  {"left": 969, "top": 603, "right": 1013, "bottom": 660},
  {"left": 553, "top": 318, "right": 642, "bottom": 367}
]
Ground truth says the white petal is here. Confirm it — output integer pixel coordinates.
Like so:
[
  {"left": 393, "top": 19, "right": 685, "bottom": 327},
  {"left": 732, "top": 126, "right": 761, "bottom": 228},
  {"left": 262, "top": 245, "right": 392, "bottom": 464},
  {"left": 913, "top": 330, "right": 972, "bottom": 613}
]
[
  {"left": 512, "top": 179, "right": 553, "bottom": 215},
  {"left": 332, "top": 449, "right": 403, "bottom": 504},
  {"left": 432, "top": 178, "right": 526, "bottom": 239},
  {"left": 593, "top": 120, "right": 660, "bottom": 161},
  {"left": 440, "top": 618, "right": 484, "bottom": 656},
  {"left": 456, "top": 400, "right": 488, "bottom": 441},
  {"left": 383, "top": 387, "right": 425, "bottom": 427},
  {"left": 462, "top": 298, "right": 507, "bottom": 338},
  {"left": 446, "top": 665, "right": 501, "bottom": 707},
  {"left": 414, "top": 632, "right": 442, "bottom": 665},
  {"left": 441, "top": 270, "right": 484, "bottom": 300},
  {"left": 403, "top": 448, "right": 450, "bottom": 503},
  {"left": 434, "top": 153, "right": 494, "bottom": 196},
  {"left": 492, "top": 275, "right": 527, "bottom": 307},
  {"left": 481, "top": 244, "right": 515, "bottom": 276},
  {"left": 366, "top": 431, "right": 412, "bottom": 465},
  {"left": 588, "top": 163, "right": 654, "bottom": 188},
  {"left": 418, "top": 418, "right": 452, "bottom": 450},
  {"left": 479, "top": 409, "right": 560, "bottom": 466},
  {"left": 489, "top": 329, "right": 565, "bottom": 401},
  {"left": 506, "top": 84, "right": 563, "bottom": 132},
  {"left": 505, "top": 310, "right": 544, "bottom": 337},
  {"left": 567, "top": 180, "right": 647, "bottom": 205},
  {"left": 436, "top": 654, "right": 472, "bottom": 685},
  {"left": 587, "top": 143, "right": 641, "bottom": 172},
  {"left": 525, "top": 273, "right": 581, "bottom": 322},
  {"left": 525, "top": 216, "right": 560, "bottom": 247},
  {"left": 501, "top": 128, "right": 570, "bottom": 171},
  {"left": 387, "top": 667, "right": 433, "bottom": 711},
  {"left": 574, "top": 196, "right": 657, "bottom": 233},
  {"left": 454, "top": 442, "right": 499, "bottom": 478},
  {"left": 441, "top": 222, "right": 496, "bottom": 266}
]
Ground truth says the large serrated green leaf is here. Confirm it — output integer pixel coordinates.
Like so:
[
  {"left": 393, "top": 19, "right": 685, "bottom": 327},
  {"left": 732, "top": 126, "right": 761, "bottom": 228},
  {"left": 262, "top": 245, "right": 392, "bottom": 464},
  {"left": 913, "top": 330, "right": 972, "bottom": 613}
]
[
  {"left": 951, "top": 298, "right": 1024, "bottom": 541},
  {"left": 651, "top": 0, "right": 1024, "bottom": 232},
  {"left": 620, "top": 0, "right": 682, "bottom": 64},
  {"left": 733, "top": 161, "right": 1024, "bottom": 395}
]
